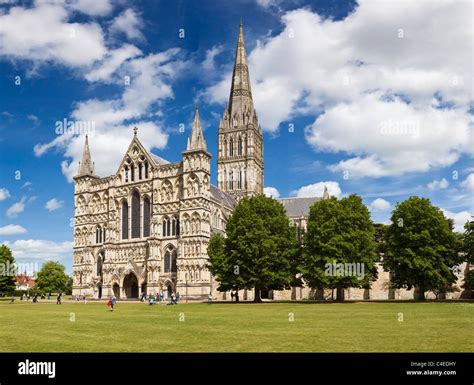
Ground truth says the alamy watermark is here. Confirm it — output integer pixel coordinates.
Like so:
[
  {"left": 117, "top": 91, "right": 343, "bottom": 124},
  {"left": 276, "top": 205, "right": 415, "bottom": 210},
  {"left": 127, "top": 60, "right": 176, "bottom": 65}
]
[
  {"left": 324, "top": 260, "right": 365, "bottom": 279},
  {"left": 55, "top": 118, "right": 95, "bottom": 136},
  {"left": 0, "top": 261, "right": 39, "bottom": 278},
  {"left": 379, "top": 118, "right": 420, "bottom": 138}
]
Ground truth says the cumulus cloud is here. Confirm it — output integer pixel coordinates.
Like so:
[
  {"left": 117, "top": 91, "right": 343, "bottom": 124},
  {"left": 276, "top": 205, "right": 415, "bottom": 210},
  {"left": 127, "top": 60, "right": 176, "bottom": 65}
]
[
  {"left": 202, "top": 45, "right": 223, "bottom": 71},
  {"left": 36, "top": 48, "right": 185, "bottom": 180},
  {"left": 68, "top": 0, "right": 114, "bottom": 16},
  {"left": 442, "top": 209, "right": 472, "bottom": 233},
  {"left": 206, "top": 1, "right": 472, "bottom": 178},
  {"left": 264, "top": 186, "right": 280, "bottom": 198},
  {"left": 427, "top": 178, "right": 449, "bottom": 190},
  {"left": 291, "top": 181, "right": 341, "bottom": 198},
  {"left": 370, "top": 198, "right": 391, "bottom": 211},
  {"left": 0, "top": 188, "right": 10, "bottom": 201},
  {"left": 110, "top": 9, "right": 144, "bottom": 41},
  {"left": 6, "top": 197, "right": 27, "bottom": 218},
  {"left": 460, "top": 173, "right": 474, "bottom": 191},
  {"left": 85, "top": 44, "right": 142, "bottom": 82},
  {"left": 45, "top": 198, "right": 64, "bottom": 212},
  {"left": 0, "top": 3, "right": 107, "bottom": 67},
  {"left": 3, "top": 239, "right": 73, "bottom": 262},
  {"left": 0, "top": 224, "right": 27, "bottom": 236}
]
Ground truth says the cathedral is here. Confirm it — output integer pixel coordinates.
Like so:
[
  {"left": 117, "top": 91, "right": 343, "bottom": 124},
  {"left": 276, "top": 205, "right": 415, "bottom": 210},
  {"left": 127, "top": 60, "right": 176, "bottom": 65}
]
[
  {"left": 72, "top": 23, "right": 267, "bottom": 300},
  {"left": 72, "top": 24, "right": 467, "bottom": 301}
]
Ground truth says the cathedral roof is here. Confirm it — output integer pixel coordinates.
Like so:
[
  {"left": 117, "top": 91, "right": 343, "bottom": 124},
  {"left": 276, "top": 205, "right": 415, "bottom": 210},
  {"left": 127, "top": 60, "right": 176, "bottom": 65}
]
[
  {"left": 278, "top": 197, "right": 321, "bottom": 217},
  {"left": 210, "top": 184, "right": 236, "bottom": 208},
  {"left": 150, "top": 153, "right": 170, "bottom": 166}
]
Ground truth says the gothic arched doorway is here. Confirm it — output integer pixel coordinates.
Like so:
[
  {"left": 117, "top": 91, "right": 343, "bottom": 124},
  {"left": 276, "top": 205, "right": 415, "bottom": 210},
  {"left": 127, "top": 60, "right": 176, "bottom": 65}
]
[
  {"left": 123, "top": 273, "right": 139, "bottom": 299},
  {"left": 113, "top": 283, "right": 120, "bottom": 298}
]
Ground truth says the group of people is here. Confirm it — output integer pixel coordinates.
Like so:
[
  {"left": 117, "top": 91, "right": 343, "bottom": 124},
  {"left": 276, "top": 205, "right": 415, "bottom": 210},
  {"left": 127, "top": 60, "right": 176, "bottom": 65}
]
[
  {"left": 141, "top": 291, "right": 180, "bottom": 305},
  {"left": 9, "top": 293, "right": 53, "bottom": 304}
]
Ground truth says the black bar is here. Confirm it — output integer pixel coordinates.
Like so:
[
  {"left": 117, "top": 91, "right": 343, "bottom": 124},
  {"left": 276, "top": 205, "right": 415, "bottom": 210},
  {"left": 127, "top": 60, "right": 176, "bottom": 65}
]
[{"left": 0, "top": 353, "right": 472, "bottom": 385}]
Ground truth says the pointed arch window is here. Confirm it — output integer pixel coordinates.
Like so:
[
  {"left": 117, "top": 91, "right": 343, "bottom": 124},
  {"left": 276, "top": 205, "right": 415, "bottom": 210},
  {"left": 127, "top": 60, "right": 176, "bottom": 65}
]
[
  {"left": 171, "top": 250, "right": 177, "bottom": 273},
  {"left": 145, "top": 162, "right": 149, "bottom": 178},
  {"left": 122, "top": 201, "right": 129, "bottom": 240},
  {"left": 229, "top": 138, "right": 234, "bottom": 157},
  {"left": 131, "top": 191, "right": 140, "bottom": 238},
  {"left": 164, "top": 250, "right": 171, "bottom": 273},
  {"left": 143, "top": 197, "right": 151, "bottom": 238},
  {"left": 171, "top": 217, "right": 176, "bottom": 236},
  {"left": 229, "top": 171, "right": 233, "bottom": 190},
  {"left": 139, "top": 163, "right": 143, "bottom": 180},
  {"left": 124, "top": 167, "right": 129, "bottom": 183},
  {"left": 238, "top": 137, "right": 242, "bottom": 155},
  {"left": 131, "top": 163, "right": 135, "bottom": 182}
]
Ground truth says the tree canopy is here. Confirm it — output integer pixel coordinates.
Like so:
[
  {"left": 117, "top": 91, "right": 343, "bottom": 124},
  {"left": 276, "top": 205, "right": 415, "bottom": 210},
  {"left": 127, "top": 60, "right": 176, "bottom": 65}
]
[
  {"left": 36, "top": 261, "right": 70, "bottom": 294},
  {"left": 0, "top": 245, "right": 16, "bottom": 294},
  {"left": 302, "top": 194, "right": 378, "bottom": 301},
  {"left": 207, "top": 195, "right": 300, "bottom": 302},
  {"left": 384, "top": 196, "right": 462, "bottom": 300}
]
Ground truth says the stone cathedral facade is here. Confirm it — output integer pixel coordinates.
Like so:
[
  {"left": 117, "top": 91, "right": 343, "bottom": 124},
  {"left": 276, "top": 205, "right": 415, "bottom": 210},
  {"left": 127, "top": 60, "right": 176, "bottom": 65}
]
[{"left": 72, "top": 24, "right": 264, "bottom": 300}]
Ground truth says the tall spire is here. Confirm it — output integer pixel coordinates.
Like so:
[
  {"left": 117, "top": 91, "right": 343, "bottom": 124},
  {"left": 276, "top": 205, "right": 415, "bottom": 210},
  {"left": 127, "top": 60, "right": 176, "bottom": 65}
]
[
  {"left": 186, "top": 103, "right": 207, "bottom": 151},
  {"left": 323, "top": 185, "right": 330, "bottom": 199},
  {"left": 228, "top": 21, "right": 253, "bottom": 117},
  {"left": 77, "top": 135, "right": 95, "bottom": 176}
]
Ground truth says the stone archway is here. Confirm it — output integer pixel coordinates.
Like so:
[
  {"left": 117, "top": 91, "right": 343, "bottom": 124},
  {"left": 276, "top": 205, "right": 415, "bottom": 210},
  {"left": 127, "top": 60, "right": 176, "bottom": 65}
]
[
  {"left": 113, "top": 283, "right": 120, "bottom": 298},
  {"left": 123, "top": 273, "right": 139, "bottom": 299}
]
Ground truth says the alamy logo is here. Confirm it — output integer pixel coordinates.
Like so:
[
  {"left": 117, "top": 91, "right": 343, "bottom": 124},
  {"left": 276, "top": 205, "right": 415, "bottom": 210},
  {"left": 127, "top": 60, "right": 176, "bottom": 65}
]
[
  {"left": 324, "top": 261, "right": 365, "bottom": 279},
  {"left": 18, "top": 359, "right": 56, "bottom": 379}
]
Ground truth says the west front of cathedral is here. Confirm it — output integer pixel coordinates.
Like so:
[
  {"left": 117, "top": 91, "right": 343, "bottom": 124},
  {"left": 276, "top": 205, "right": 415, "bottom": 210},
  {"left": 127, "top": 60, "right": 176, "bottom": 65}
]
[{"left": 72, "top": 24, "right": 264, "bottom": 300}]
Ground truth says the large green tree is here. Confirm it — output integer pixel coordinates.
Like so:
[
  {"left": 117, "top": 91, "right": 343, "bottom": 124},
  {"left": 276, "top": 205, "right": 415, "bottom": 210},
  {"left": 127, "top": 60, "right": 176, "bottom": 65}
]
[
  {"left": 0, "top": 245, "right": 16, "bottom": 294},
  {"left": 303, "top": 194, "right": 378, "bottom": 301},
  {"left": 384, "top": 196, "right": 462, "bottom": 300},
  {"left": 207, "top": 195, "right": 300, "bottom": 302},
  {"left": 463, "top": 220, "right": 474, "bottom": 263},
  {"left": 36, "top": 261, "right": 70, "bottom": 294}
]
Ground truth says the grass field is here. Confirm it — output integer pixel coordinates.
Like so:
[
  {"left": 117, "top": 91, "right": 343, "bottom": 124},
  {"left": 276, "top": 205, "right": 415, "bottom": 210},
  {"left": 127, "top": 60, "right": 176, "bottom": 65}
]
[{"left": 0, "top": 300, "right": 472, "bottom": 352}]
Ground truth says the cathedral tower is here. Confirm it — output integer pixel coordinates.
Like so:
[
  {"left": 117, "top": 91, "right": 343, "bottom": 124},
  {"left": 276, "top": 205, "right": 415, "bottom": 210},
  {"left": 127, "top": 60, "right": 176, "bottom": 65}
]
[{"left": 217, "top": 22, "right": 264, "bottom": 199}]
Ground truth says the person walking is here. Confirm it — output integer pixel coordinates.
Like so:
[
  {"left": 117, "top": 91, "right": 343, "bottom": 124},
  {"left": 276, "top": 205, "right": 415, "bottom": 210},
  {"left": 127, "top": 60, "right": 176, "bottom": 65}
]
[
  {"left": 208, "top": 293, "right": 213, "bottom": 304},
  {"left": 56, "top": 293, "right": 62, "bottom": 305},
  {"left": 9, "top": 294, "right": 15, "bottom": 304}
]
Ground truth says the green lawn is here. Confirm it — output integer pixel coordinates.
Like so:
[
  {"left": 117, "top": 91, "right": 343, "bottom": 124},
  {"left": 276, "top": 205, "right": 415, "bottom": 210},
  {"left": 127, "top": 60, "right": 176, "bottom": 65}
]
[{"left": 0, "top": 300, "right": 472, "bottom": 352}]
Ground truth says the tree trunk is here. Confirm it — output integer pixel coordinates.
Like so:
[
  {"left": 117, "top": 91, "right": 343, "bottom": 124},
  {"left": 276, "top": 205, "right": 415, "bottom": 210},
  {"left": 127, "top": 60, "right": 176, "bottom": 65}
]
[
  {"left": 235, "top": 291, "right": 240, "bottom": 303},
  {"left": 414, "top": 286, "right": 426, "bottom": 301},
  {"left": 253, "top": 288, "right": 262, "bottom": 303},
  {"left": 336, "top": 287, "right": 345, "bottom": 301}
]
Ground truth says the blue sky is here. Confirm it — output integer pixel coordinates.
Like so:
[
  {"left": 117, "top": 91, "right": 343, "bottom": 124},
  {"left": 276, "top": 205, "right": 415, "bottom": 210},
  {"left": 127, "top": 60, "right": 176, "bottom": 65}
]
[{"left": 0, "top": 0, "right": 472, "bottom": 274}]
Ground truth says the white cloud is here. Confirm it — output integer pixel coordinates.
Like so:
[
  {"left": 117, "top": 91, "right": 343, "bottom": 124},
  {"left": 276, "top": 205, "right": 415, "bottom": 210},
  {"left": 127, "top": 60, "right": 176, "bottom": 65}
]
[
  {"left": 264, "top": 186, "right": 280, "bottom": 198},
  {"left": 3, "top": 239, "right": 73, "bottom": 262},
  {"left": 206, "top": 1, "right": 472, "bottom": 178},
  {"left": 442, "top": 209, "right": 473, "bottom": 233},
  {"left": 0, "top": 188, "right": 10, "bottom": 201},
  {"left": 68, "top": 0, "right": 114, "bottom": 16},
  {"left": 427, "top": 178, "right": 449, "bottom": 190},
  {"left": 306, "top": 93, "right": 471, "bottom": 178},
  {"left": 45, "top": 198, "right": 64, "bottom": 212},
  {"left": 6, "top": 197, "right": 26, "bottom": 218},
  {"left": 370, "top": 198, "right": 391, "bottom": 211},
  {"left": 35, "top": 49, "right": 184, "bottom": 181},
  {"left": 202, "top": 45, "right": 223, "bottom": 71},
  {"left": 291, "top": 181, "right": 341, "bottom": 198},
  {"left": 0, "top": 3, "right": 107, "bottom": 67},
  {"left": 460, "top": 173, "right": 474, "bottom": 191},
  {"left": 85, "top": 44, "right": 142, "bottom": 82},
  {"left": 0, "top": 224, "right": 27, "bottom": 236},
  {"left": 110, "top": 9, "right": 144, "bottom": 41}
]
